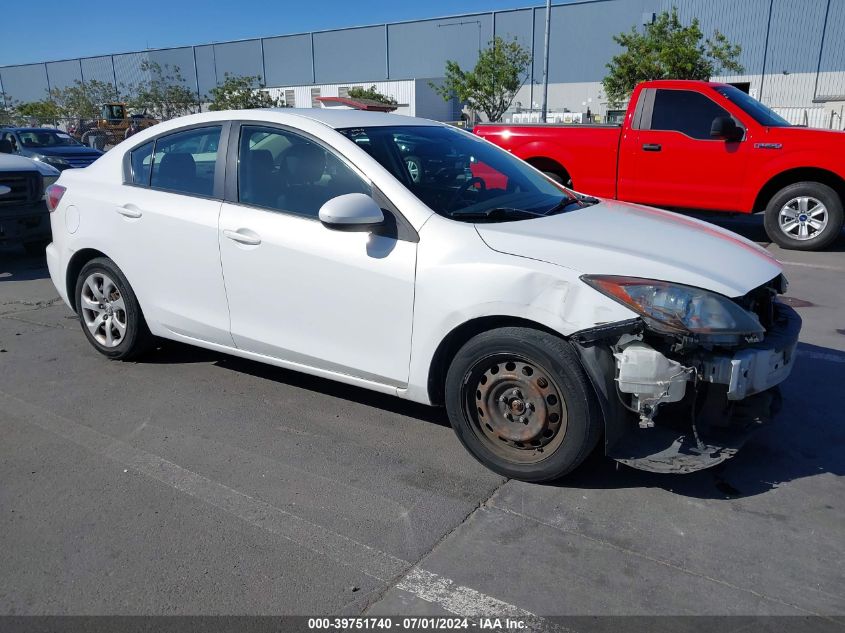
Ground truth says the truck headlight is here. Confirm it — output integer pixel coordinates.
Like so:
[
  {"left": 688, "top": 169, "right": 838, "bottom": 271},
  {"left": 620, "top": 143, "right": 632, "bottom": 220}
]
[
  {"left": 42, "top": 175, "right": 60, "bottom": 199},
  {"left": 36, "top": 155, "right": 69, "bottom": 168},
  {"left": 581, "top": 275, "right": 765, "bottom": 343}
]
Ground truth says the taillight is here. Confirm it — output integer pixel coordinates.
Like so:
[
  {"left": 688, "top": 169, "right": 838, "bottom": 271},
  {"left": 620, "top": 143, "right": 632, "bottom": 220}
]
[{"left": 46, "top": 184, "right": 66, "bottom": 212}]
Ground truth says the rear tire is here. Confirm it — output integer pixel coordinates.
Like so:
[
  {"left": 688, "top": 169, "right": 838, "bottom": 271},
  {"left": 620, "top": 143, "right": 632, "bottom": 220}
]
[
  {"left": 764, "top": 181, "right": 843, "bottom": 251},
  {"left": 74, "top": 257, "right": 153, "bottom": 360},
  {"left": 445, "top": 327, "right": 601, "bottom": 482}
]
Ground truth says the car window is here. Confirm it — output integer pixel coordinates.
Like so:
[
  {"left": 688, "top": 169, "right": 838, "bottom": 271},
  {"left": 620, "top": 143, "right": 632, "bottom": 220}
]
[
  {"left": 150, "top": 126, "right": 221, "bottom": 197},
  {"left": 129, "top": 140, "right": 154, "bottom": 186},
  {"left": 649, "top": 89, "right": 732, "bottom": 140},
  {"left": 237, "top": 125, "right": 370, "bottom": 218},
  {"left": 339, "top": 126, "right": 572, "bottom": 221}
]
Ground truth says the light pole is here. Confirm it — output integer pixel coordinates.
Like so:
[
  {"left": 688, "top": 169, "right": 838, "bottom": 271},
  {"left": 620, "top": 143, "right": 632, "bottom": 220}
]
[{"left": 540, "top": 0, "right": 551, "bottom": 123}]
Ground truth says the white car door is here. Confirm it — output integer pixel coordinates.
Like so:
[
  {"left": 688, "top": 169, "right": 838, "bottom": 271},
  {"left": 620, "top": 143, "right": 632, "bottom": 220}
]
[
  {"left": 218, "top": 123, "right": 417, "bottom": 387},
  {"left": 114, "top": 124, "right": 232, "bottom": 345}
]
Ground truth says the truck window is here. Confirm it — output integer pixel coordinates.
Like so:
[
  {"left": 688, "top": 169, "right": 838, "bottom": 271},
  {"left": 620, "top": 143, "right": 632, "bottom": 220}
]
[{"left": 649, "top": 89, "right": 732, "bottom": 140}]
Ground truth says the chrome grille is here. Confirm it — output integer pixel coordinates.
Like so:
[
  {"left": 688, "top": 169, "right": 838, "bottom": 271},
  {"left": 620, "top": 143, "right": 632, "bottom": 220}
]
[
  {"left": 62, "top": 154, "right": 99, "bottom": 168},
  {"left": 0, "top": 171, "right": 40, "bottom": 206}
]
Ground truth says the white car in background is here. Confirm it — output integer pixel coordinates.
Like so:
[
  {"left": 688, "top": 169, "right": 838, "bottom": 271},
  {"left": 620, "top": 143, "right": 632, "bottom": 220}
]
[{"left": 44, "top": 109, "right": 800, "bottom": 481}]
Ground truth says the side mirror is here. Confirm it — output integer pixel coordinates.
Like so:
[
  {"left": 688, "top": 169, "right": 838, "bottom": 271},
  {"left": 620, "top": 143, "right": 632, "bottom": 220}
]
[
  {"left": 318, "top": 193, "right": 384, "bottom": 231},
  {"left": 710, "top": 116, "right": 744, "bottom": 142},
  {"left": 0, "top": 139, "right": 12, "bottom": 154}
]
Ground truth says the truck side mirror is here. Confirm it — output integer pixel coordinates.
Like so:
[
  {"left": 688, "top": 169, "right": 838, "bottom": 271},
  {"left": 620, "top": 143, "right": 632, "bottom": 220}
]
[{"left": 710, "top": 116, "right": 743, "bottom": 142}]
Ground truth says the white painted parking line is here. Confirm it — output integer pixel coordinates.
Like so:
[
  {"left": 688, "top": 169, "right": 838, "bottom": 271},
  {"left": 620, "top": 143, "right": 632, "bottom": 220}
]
[
  {"left": 396, "top": 568, "right": 573, "bottom": 631},
  {"left": 0, "top": 390, "right": 562, "bottom": 630}
]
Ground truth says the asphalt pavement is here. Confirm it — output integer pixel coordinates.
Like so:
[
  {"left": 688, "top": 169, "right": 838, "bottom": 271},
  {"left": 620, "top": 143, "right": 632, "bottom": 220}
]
[{"left": 1, "top": 213, "right": 843, "bottom": 626}]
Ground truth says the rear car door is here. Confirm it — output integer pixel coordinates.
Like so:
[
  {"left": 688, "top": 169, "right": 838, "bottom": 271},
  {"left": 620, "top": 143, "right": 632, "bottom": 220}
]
[
  {"left": 619, "top": 88, "right": 750, "bottom": 211},
  {"left": 111, "top": 124, "right": 233, "bottom": 345},
  {"left": 218, "top": 123, "right": 417, "bottom": 386}
]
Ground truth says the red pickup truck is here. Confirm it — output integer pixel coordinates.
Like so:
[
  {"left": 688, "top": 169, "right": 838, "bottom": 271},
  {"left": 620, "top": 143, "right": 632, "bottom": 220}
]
[{"left": 474, "top": 80, "right": 845, "bottom": 250}]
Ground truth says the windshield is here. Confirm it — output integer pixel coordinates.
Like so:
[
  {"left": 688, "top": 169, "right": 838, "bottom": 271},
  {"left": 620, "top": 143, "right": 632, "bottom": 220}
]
[
  {"left": 714, "top": 86, "right": 791, "bottom": 127},
  {"left": 17, "top": 130, "right": 83, "bottom": 148},
  {"left": 337, "top": 125, "right": 583, "bottom": 221}
]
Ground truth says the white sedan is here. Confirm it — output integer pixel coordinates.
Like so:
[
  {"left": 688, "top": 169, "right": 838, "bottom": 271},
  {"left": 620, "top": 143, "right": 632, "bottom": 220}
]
[{"left": 44, "top": 109, "right": 800, "bottom": 481}]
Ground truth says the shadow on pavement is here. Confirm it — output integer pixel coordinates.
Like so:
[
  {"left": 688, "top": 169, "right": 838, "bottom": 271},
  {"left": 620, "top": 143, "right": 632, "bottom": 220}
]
[
  {"left": 683, "top": 210, "right": 845, "bottom": 252},
  {"left": 139, "top": 340, "right": 449, "bottom": 426},
  {"left": 141, "top": 337, "right": 844, "bottom": 499},
  {"left": 0, "top": 245, "right": 50, "bottom": 282}
]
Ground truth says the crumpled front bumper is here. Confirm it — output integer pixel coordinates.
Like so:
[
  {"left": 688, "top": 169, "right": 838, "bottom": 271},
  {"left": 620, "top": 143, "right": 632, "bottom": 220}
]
[
  {"left": 573, "top": 302, "right": 802, "bottom": 474},
  {"left": 699, "top": 303, "right": 801, "bottom": 401}
]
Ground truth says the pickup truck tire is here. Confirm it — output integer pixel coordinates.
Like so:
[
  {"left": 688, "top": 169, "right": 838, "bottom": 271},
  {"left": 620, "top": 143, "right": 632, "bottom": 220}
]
[
  {"left": 445, "top": 327, "right": 601, "bottom": 482},
  {"left": 542, "top": 171, "right": 574, "bottom": 188},
  {"left": 764, "top": 182, "right": 843, "bottom": 251},
  {"left": 74, "top": 257, "right": 154, "bottom": 360}
]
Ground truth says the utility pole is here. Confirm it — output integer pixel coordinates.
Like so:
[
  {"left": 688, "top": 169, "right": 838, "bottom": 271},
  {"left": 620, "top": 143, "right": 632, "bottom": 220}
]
[{"left": 541, "top": 0, "right": 551, "bottom": 123}]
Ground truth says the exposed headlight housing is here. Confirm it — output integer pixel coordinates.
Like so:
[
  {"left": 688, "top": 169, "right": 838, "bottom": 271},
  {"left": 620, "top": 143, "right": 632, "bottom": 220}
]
[{"left": 581, "top": 275, "right": 765, "bottom": 344}]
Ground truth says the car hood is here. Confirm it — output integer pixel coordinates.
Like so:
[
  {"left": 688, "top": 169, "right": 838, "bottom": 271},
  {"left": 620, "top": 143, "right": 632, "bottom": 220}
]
[
  {"left": 475, "top": 199, "right": 782, "bottom": 298},
  {"left": 0, "top": 153, "right": 42, "bottom": 171},
  {"left": 27, "top": 146, "right": 102, "bottom": 157}
]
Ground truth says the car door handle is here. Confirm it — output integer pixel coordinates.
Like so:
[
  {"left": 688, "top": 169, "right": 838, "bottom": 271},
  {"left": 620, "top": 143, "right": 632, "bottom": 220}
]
[
  {"left": 116, "top": 205, "right": 143, "bottom": 218},
  {"left": 223, "top": 229, "right": 262, "bottom": 246},
  {"left": 642, "top": 143, "right": 662, "bottom": 152}
]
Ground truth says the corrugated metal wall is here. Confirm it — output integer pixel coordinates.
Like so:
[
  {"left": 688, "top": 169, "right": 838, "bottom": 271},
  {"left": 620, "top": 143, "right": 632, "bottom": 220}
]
[{"left": 2, "top": 0, "right": 843, "bottom": 114}]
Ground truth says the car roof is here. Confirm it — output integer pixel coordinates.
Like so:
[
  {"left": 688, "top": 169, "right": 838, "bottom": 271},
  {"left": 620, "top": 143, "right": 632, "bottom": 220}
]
[
  {"left": 263, "top": 108, "right": 441, "bottom": 129},
  {"left": 7, "top": 127, "right": 62, "bottom": 133}
]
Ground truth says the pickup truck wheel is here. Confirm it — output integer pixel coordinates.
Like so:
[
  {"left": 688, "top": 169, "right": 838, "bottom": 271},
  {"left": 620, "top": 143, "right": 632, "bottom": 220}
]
[
  {"left": 764, "top": 182, "right": 843, "bottom": 251},
  {"left": 542, "top": 171, "right": 573, "bottom": 188},
  {"left": 445, "top": 327, "right": 601, "bottom": 482},
  {"left": 74, "top": 257, "right": 153, "bottom": 360}
]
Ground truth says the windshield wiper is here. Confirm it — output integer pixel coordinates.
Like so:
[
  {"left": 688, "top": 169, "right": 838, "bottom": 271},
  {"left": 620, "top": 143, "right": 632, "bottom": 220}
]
[
  {"left": 544, "top": 194, "right": 600, "bottom": 215},
  {"left": 450, "top": 207, "right": 544, "bottom": 220}
]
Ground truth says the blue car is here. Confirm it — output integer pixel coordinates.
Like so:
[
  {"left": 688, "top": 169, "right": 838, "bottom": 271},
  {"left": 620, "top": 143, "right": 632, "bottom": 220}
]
[{"left": 0, "top": 127, "right": 103, "bottom": 171}]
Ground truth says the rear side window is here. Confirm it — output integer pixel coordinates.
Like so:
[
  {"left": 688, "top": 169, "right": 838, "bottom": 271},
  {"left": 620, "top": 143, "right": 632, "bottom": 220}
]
[
  {"left": 129, "top": 141, "right": 153, "bottom": 186},
  {"left": 649, "top": 89, "right": 731, "bottom": 140},
  {"left": 150, "top": 126, "right": 221, "bottom": 197}
]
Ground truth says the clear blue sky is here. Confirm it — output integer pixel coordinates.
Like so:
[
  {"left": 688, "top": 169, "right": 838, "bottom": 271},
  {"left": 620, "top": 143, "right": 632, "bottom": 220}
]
[{"left": 0, "top": 0, "right": 544, "bottom": 66}]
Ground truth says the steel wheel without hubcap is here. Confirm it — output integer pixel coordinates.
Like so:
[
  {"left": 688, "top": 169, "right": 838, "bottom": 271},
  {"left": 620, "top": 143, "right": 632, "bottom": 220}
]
[
  {"left": 464, "top": 356, "right": 568, "bottom": 465},
  {"left": 778, "top": 196, "right": 828, "bottom": 242},
  {"left": 80, "top": 272, "right": 127, "bottom": 348}
]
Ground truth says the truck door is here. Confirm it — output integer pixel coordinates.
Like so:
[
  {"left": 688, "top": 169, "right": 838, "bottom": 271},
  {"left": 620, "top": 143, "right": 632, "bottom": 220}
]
[{"left": 618, "top": 88, "right": 750, "bottom": 212}]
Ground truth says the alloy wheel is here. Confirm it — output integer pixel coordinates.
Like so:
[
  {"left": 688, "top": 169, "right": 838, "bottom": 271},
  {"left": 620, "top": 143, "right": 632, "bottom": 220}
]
[
  {"left": 80, "top": 272, "right": 127, "bottom": 348},
  {"left": 778, "top": 196, "right": 828, "bottom": 241}
]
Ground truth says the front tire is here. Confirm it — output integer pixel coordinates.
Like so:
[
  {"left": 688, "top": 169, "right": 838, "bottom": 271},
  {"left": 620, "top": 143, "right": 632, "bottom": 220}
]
[
  {"left": 764, "top": 182, "right": 843, "bottom": 251},
  {"left": 445, "top": 327, "right": 601, "bottom": 482},
  {"left": 74, "top": 257, "right": 153, "bottom": 360}
]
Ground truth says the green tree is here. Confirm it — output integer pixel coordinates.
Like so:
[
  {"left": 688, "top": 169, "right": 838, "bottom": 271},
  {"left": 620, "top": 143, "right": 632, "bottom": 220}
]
[
  {"left": 433, "top": 36, "right": 532, "bottom": 122},
  {"left": 16, "top": 99, "right": 61, "bottom": 125},
  {"left": 125, "top": 61, "right": 198, "bottom": 121},
  {"left": 207, "top": 74, "right": 281, "bottom": 111},
  {"left": 50, "top": 79, "right": 118, "bottom": 121},
  {"left": 603, "top": 7, "right": 744, "bottom": 106},
  {"left": 346, "top": 85, "right": 397, "bottom": 106},
  {"left": 0, "top": 99, "right": 21, "bottom": 126}
]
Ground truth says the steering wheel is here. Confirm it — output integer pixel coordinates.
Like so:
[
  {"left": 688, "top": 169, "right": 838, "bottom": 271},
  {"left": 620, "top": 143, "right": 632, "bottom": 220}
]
[{"left": 446, "top": 177, "right": 486, "bottom": 211}]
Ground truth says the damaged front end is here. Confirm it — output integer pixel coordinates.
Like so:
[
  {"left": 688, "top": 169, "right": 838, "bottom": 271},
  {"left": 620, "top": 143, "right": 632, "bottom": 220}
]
[{"left": 572, "top": 275, "right": 801, "bottom": 474}]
